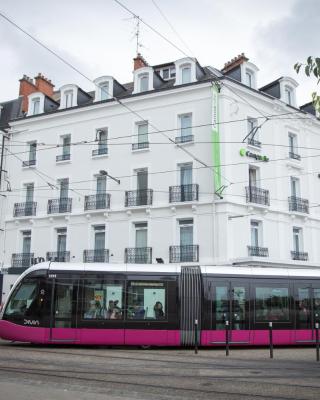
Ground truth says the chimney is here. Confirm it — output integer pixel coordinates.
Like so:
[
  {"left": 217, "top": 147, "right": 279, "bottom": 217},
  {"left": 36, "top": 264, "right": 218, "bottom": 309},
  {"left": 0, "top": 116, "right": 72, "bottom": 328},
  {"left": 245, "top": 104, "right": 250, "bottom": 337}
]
[
  {"left": 133, "top": 53, "right": 148, "bottom": 70},
  {"left": 222, "top": 53, "right": 248, "bottom": 74},
  {"left": 19, "top": 75, "right": 37, "bottom": 113},
  {"left": 34, "top": 73, "right": 54, "bottom": 97}
]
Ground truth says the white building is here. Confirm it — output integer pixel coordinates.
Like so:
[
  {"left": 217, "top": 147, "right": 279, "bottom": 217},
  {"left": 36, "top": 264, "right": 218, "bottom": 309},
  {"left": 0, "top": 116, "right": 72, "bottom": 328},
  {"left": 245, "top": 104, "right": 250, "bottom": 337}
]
[{"left": 1, "top": 53, "right": 320, "bottom": 301}]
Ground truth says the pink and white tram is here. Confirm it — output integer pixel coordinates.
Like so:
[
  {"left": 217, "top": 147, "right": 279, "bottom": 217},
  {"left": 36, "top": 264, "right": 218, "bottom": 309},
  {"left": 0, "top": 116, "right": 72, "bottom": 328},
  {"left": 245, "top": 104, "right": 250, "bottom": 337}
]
[{"left": 0, "top": 262, "right": 320, "bottom": 346}]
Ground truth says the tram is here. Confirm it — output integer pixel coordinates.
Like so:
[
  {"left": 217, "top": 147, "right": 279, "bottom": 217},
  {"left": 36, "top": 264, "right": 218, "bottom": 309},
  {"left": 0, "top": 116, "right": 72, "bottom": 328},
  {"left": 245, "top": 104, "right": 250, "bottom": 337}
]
[{"left": 0, "top": 262, "right": 320, "bottom": 346}]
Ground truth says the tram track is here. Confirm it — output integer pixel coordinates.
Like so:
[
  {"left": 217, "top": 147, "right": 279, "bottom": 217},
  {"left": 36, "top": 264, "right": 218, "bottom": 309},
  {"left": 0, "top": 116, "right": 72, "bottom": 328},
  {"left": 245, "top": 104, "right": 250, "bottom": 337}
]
[{"left": 0, "top": 364, "right": 315, "bottom": 400}]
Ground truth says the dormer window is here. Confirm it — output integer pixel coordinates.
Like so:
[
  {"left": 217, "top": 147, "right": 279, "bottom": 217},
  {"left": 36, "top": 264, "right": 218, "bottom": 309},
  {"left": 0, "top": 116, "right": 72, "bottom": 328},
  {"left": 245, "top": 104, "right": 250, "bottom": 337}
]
[
  {"left": 139, "top": 73, "right": 149, "bottom": 92},
  {"left": 181, "top": 64, "right": 191, "bottom": 84},
  {"left": 245, "top": 70, "right": 253, "bottom": 88},
  {"left": 59, "top": 84, "right": 78, "bottom": 109},
  {"left": 27, "top": 92, "right": 45, "bottom": 116},
  {"left": 65, "top": 90, "right": 73, "bottom": 108},
  {"left": 285, "top": 86, "right": 293, "bottom": 105},
  {"left": 32, "top": 98, "right": 40, "bottom": 115},
  {"left": 240, "top": 62, "right": 259, "bottom": 89},
  {"left": 100, "top": 82, "right": 110, "bottom": 101}
]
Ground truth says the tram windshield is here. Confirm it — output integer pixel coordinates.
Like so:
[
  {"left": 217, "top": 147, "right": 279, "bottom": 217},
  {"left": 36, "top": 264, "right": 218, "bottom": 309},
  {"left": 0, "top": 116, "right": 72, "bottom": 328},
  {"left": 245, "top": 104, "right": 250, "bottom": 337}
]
[{"left": 4, "top": 279, "right": 39, "bottom": 317}]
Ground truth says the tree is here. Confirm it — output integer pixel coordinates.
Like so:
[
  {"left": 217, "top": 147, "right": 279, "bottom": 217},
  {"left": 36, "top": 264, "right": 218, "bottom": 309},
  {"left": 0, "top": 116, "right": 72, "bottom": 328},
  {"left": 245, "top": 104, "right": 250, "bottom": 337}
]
[{"left": 294, "top": 57, "right": 320, "bottom": 111}]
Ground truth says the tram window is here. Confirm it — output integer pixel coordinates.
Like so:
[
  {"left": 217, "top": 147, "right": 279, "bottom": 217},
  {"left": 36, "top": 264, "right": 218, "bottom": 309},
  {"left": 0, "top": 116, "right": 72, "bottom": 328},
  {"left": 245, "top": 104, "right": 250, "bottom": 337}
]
[
  {"left": 214, "top": 286, "right": 228, "bottom": 329},
  {"left": 127, "top": 281, "right": 166, "bottom": 320},
  {"left": 4, "top": 280, "right": 38, "bottom": 317},
  {"left": 82, "top": 279, "right": 124, "bottom": 320},
  {"left": 255, "top": 287, "right": 289, "bottom": 322}
]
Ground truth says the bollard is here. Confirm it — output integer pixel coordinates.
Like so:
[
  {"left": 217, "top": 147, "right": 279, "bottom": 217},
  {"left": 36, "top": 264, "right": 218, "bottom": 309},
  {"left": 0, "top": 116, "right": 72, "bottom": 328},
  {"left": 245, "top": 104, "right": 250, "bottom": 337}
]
[
  {"left": 269, "top": 322, "right": 273, "bottom": 359},
  {"left": 316, "top": 322, "right": 319, "bottom": 362},
  {"left": 194, "top": 319, "right": 198, "bottom": 354},
  {"left": 225, "top": 320, "right": 229, "bottom": 356}
]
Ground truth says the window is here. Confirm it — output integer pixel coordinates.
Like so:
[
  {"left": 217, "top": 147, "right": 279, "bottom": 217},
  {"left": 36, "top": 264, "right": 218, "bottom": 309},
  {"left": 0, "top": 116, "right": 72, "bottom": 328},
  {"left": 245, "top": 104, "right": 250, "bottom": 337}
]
[
  {"left": 179, "top": 114, "right": 192, "bottom": 141},
  {"left": 250, "top": 221, "right": 261, "bottom": 247},
  {"left": 290, "top": 177, "right": 300, "bottom": 198},
  {"left": 4, "top": 279, "right": 40, "bottom": 318},
  {"left": 249, "top": 166, "right": 259, "bottom": 187},
  {"left": 135, "top": 222, "right": 148, "bottom": 248},
  {"left": 293, "top": 227, "right": 302, "bottom": 253},
  {"left": 288, "top": 133, "right": 299, "bottom": 159},
  {"left": 25, "top": 141, "right": 37, "bottom": 166},
  {"left": 245, "top": 70, "right": 254, "bottom": 88},
  {"left": 139, "top": 74, "right": 149, "bottom": 92},
  {"left": 247, "top": 118, "right": 260, "bottom": 146},
  {"left": 94, "top": 225, "right": 105, "bottom": 251},
  {"left": 59, "top": 178, "right": 69, "bottom": 200},
  {"left": 21, "top": 230, "right": 32, "bottom": 267},
  {"left": 32, "top": 98, "right": 40, "bottom": 115},
  {"left": 180, "top": 163, "right": 192, "bottom": 186},
  {"left": 100, "top": 82, "right": 109, "bottom": 101},
  {"left": 25, "top": 183, "right": 34, "bottom": 204},
  {"left": 127, "top": 281, "right": 166, "bottom": 320},
  {"left": 57, "top": 135, "right": 71, "bottom": 161},
  {"left": 82, "top": 279, "right": 124, "bottom": 320},
  {"left": 179, "top": 219, "right": 193, "bottom": 248},
  {"left": 57, "top": 228, "right": 67, "bottom": 255},
  {"left": 255, "top": 286, "right": 290, "bottom": 322},
  {"left": 181, "top": 65, "right": 191, "bottom": 84},
  {"left": 133, "top": 122, "right": 149, "bottom": 150},
  {"left": 97, "top": 129, "right": 108, "bottom": 155},
  {"left": 162, "top": 68, "right": 169, "bottom": 79},
  {"left": 65, "top": 90, "right": 73, "bottom": 108},
  {"left": 284, "top": 86, "right": 293, "bottom": 105}
]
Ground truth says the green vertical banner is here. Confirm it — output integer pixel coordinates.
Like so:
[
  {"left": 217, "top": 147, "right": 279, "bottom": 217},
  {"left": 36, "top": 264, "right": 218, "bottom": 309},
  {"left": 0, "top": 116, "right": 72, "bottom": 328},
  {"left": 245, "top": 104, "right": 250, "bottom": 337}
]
[{"left": 212, "top": 84, "right": 221, "bottom": 193}]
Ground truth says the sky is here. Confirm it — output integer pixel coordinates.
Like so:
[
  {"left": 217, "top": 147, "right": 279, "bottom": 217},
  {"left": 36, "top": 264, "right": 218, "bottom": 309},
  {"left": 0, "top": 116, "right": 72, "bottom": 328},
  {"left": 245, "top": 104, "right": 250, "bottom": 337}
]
[{"left": 0, "top": 0, "right": 319, "bottom": 105}]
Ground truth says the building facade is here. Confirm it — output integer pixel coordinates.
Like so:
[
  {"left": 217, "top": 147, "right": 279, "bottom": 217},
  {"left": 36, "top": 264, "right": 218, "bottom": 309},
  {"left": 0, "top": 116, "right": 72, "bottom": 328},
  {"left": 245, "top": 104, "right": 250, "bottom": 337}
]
[{"left": 1, "top": 53, "right": 320, "bottom": 301}]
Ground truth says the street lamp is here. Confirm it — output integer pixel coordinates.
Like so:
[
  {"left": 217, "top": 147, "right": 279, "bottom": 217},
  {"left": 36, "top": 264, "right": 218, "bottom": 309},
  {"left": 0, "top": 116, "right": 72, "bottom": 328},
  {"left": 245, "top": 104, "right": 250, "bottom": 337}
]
[{"left": 99, "top": 170, "right": 120, "bottom": 185}]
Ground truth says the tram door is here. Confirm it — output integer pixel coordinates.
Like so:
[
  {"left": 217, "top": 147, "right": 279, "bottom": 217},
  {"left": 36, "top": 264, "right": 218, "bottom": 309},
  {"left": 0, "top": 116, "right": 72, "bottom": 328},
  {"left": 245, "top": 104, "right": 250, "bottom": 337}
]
[
  {"left": 295, "top": 283, "right": 320, "bottom": 342},
  {"left": 50, "top": 277, "right": 79, "bottom": 342},
  {"left": 212, "top": 280, "right": 250, "bottom": 344}
]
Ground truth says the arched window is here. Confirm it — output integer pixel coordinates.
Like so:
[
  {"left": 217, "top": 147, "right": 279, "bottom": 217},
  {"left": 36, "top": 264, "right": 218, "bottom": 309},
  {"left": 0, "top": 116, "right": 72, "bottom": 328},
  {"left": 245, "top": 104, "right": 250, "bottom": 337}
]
[
  {"left": 100, "top": 82, "right": 110, "bottom": 101},
  {"left": 32, "top": 98, "right": 40, "bottom": 115},
  {"left": 139, "top": 74, "right": 149, "bottom": 92},
  {"left": 245, "top": 70, "right": 253, "bottom": 88},
  {"left": 284, "top": 86, "right": 293, "bottom": 105},
  {"left": 65, "top": 90, "right": 74, "bottom": 108},
  {"left": 181, "top": 65, "right": 191, "bottom": 84}
]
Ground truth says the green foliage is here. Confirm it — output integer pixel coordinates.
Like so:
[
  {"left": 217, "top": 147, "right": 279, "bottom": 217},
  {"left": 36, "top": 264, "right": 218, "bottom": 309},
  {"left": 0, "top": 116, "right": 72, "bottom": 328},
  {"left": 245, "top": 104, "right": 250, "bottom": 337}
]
[{"left": 294, "top": 57, "right": 320, "bottom": 112}]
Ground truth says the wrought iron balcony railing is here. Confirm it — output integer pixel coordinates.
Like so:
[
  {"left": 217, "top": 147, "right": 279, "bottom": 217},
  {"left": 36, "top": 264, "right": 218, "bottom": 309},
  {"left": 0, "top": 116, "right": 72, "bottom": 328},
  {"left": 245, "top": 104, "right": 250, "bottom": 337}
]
[
  {"left": 11, "top": 253, "right": 34, "bottom": 268},
  {"left": 83, "top": 249, "right": 109, "bottom": 263},
  {"left": 169, "top": 184, "right": 199, "bottom": 203},
  {"left": 289, "top": 152, "right": 301, "bottom": 161},
  {"left": 22, "top": 159, "right": 36, "bottom": 167},
  {"left": 248, "top": 246, "right": 269, "bottom": 257},
  {"left": 125, "top": 247, "right": 152, "bottom": 264},
  {"left": 288, "top": 196, "right": 309, "bottom": 213},
  {"left": 132, "top": 142, "right": 149, "bottom": 150},
  {"left": 13, "top": 202, "right": 37, "bottom": 217},
  {"left": 246, "top": 186, "right": 270, "bottom": 206},
  {"left": 291, "top": 251, "right": 308, "bottom": 261},
  {"left": 47, "top": 198, "right": 72, "bottom": 214},
  {"left": 175, "top": 135, "right": 194, "bottom": 144},
  {"left": 247, "top": 137, "right": 261, "bottom": 148},
  {"left": 46, "top": 251, "right": 70, "bottom": 262},
  {"left": 56, "top": 153, "right": 70, "bottom": 162},
  {"left": 84, "top": 193, "right": 110, "bottom": 210},
  {"left": 125, "top": 189, "right": 153, "bottom": 207},
  {"left": 169, "top": 245, "right": 199, "bottom": 263},
  {"left": 92, "top": 147, "right": 108, "bottom": 156}
]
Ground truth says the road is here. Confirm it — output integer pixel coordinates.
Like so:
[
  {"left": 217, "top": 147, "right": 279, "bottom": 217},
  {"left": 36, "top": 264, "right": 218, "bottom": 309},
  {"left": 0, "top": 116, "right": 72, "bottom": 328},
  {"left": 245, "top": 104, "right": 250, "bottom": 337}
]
[{"left": 0, "top": 339, "right": 319, "bottom": 400}]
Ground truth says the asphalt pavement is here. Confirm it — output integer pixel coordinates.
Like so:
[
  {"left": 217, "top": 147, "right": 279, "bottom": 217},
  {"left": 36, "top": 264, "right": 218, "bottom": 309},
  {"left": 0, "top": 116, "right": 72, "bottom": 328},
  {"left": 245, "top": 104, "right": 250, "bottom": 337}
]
[{"left": 0, "top": 339, "right": 319, "bottom": 400}]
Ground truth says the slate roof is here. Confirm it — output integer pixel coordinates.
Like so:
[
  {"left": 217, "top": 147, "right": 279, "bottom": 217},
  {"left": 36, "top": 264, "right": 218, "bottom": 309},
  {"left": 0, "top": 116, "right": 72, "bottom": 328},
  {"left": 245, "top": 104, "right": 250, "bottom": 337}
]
[{"left": 0, "top": 97, "right": 23, "bottom": 130}]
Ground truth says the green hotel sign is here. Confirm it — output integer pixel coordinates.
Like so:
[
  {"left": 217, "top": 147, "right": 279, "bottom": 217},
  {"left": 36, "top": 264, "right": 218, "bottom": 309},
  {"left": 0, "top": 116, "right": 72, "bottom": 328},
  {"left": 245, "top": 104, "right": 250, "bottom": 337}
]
[{"left": 240, "top": 148, "right": 269, "bottom": 162}]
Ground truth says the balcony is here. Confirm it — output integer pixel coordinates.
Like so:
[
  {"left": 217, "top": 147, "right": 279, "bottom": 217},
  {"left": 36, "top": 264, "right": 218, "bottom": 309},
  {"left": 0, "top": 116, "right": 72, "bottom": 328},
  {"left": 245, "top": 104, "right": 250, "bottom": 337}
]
[
  {"left": 11, "top": 253, "right": 34, "bottom": 268},
  {"left": 84, "top": 193, "right": 110, "bottom": 210},
  {"left": 169, "top": 245, "right": 199, "bottom": 263},
  {"left": 247, "top": 137, "right": 261, "bottom": 148},
  {"left": 56, "top": 153, "right": 70, "bottom": 162},
  {"left": 83, "top": 249, "right": 109, "bottom": 263},
  {"left": 46, "top": 251, "right": 70, "bottom": 262},
  {"left": 175, "top": 135, "right": 194, "bottom": 144},
  {"left": 125, "top": 189, "right": 153, "bottom": 207},
  {"left": 125, "top": 247, "right": 152, "bottom": 264},
  {"left": 92, "top": 147, "right": 108, "bottom": 157},
  {"left": 22, "top": 159, "right": 36, "bottom": 167},
  {"left": 288, "top": 196, "right": 309, "bottom": 214},
  {"left": 291, "top": 251, "right": 308, "bottom": 261},
  {"left": 132, "top": 142, "right": 149, "bottom": 151},
  {"left": 169, "top": 184, "right": 199, "bottom": 203},
  {"left": 47, "top": 198, "right": 72, "bottom": 214},
  {"left": 248, "top": 246, "right": 269, "bottom": 257},
  {"left": 246, "top": 186, "right": 270, "bottom": 206},
  {"left": 13, "top": 202, "right": 37, "bottom": 217},
  {"left": 289, "top": 151, "right": 301, "bottom": 161}
]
